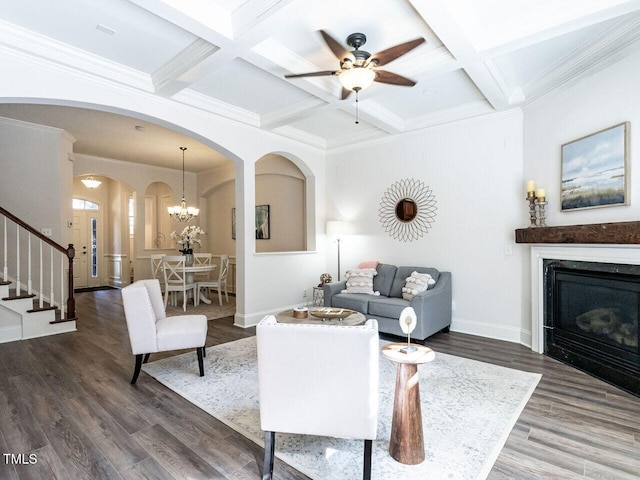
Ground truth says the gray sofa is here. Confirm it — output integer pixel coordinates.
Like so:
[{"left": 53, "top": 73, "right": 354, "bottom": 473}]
[{"left": 323, "top": 264, "right": 452, "bottom": 342}]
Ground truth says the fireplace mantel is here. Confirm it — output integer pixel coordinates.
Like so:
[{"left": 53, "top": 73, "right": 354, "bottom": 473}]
[{"left": 515, "top": 221, "right": 640, "bottom": 244}]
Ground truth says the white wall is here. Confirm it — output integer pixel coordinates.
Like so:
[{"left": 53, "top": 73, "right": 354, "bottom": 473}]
[
  {"left": 524, "top": 50, "right": 640, "bottom": 226},
  {"left": 326, "top": 110, "right": 527, "bottom": 344}
]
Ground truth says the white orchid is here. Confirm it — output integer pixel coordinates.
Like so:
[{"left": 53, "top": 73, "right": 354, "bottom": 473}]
[{"left": 170, "top": 225, "right": 206, "bottom": 254}]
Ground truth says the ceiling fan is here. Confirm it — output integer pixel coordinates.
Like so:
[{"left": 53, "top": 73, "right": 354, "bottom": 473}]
[{"left": 285, "top": 30, "right": 425, "bottom": 100}]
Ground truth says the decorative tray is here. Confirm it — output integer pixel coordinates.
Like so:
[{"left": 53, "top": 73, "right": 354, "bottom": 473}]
[{"left": 309, "top": 308, "right": 356, "bottom": 320}]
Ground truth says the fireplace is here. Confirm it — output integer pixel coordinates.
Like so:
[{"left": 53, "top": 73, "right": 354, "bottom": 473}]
[{"left": 544, "top": 259, "right": 639, "bottom": 396}]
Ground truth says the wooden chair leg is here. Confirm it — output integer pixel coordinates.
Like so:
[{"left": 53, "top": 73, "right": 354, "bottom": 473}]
[
  {"left": 131, "top": 354, "right": 143, "bottom": 384},
  {"left": 363, "top": 439, "right": 372, "bottom": 480},
  {"left": 197, "top": 347, "right": 204, "bottom": 377},
  {"left": 263, "top": 431, "right": 275, "bottom": 480},
  {"left": 143, "top": 353, "right": 151, "bottom": 364}
]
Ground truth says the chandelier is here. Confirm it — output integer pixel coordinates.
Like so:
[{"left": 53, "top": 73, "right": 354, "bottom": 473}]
[
  {"left": 81, "top": 175, "right": 102, "bottom": 189},
  {"left": 168, "top": 147, "right": 199, "bottom": 222}
]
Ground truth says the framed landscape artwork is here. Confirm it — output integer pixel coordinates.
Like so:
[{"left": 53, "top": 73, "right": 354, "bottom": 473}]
[
  {"left": 561, "top": 122, "right": 629, "bottom": 211},
  {"left": 231, "top": 205, "right": 271, "bottom": 239}
]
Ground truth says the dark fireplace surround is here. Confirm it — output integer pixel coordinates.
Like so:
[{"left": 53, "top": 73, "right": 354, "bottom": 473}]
[
  {"left": 544, "top": 259, "right": 639, "bottom": 396},
  {"left": 516, "top": 221, "right": 640, "bottom": 397}
]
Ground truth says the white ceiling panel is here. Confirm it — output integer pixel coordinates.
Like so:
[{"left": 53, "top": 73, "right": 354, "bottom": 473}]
[
  {"left": 1, "top": 0, "right": 196, "bottom": 73},
  {"left": 0, "top": 0, "right": 639, "bottom": 166},
  {"left": 190, "top": 58, "right": 312, "bottom": 114}
]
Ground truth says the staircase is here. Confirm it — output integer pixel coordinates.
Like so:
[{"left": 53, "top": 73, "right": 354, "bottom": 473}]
[{"left": 0, "top": 207, "right": 77, "bottom": 343}]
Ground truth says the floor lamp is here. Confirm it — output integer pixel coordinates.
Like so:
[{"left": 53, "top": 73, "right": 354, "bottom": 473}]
[{"left": 327, "top": 220, "right": 351, "bottom": 280}]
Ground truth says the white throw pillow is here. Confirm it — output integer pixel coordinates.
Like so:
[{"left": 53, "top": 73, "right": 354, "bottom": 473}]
[
  {"left": 341, "top": 268, "right": 380, "bottom": 295},
  {"left": 402, "top": 271, "right": 436, "bottom": 300}
]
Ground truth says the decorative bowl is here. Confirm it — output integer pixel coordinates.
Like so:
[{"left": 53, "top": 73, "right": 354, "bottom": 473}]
[{"left": 309, "top": 308, "right": 356, "bottom": 320}]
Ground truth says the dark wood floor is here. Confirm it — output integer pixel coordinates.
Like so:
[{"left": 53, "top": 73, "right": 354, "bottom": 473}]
[{"left": 0, "top": 289, "right": 638, "bottom": 480}]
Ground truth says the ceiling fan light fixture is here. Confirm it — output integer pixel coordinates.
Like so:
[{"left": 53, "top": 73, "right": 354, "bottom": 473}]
[
  {"left": 338, "top": 67, "right": 376, "bottom": 92},
  {"left": 81, "top": 175, "right": 102, "bottom": 189}
]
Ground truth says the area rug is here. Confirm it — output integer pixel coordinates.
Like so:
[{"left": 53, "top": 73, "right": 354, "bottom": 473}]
[
  {"left": 142, "top": 337, "right": 541, "bottom": 480},
  {"left": 165, "top": 295, "right": 235, "bottom": 320}
]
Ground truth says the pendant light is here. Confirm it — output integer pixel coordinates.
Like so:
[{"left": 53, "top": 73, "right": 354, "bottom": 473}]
[
  {"left": 168, "top": 147, "right": 199, "bottom": 222},
  {"left": 81, "top": 175, "right": 102, "bottom": 189}
]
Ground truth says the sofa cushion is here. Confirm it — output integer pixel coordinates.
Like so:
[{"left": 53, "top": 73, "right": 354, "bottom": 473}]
[
  {"left": 390, "top": 266, "right": 440, "bottom": 298},
  {"left": 373, "top": 263, "right": 397, "bottom": 297},
  {"left": 402, "top": 271, "right": 436, "bottom": 300},
  {"left": 330, "top": 293, "right": 372, "bottom": 313},
  {"left": 368, "top": 296, "right": 410, "bottom": 320},
  {"left": 342, "top": 268, "right": 379, "bottom": 295}
]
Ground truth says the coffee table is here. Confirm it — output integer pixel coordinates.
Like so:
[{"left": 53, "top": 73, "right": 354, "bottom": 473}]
[
  {"left": 276, "top": 308, "right": 365, "bottom": 326},
  {"left": 381, "top": 342, "right": 435, "bottom": 465}
]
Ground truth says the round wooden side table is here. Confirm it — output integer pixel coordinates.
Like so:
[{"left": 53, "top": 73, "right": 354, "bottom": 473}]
[{"left": 381, "top": 342, "right": 435, "bottom": 465}]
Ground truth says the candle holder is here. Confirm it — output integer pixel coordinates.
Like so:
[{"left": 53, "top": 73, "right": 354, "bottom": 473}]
[
  {"left": 535, "top": 199, "right": 547, "bottom": 227},
  {"left": 526, "top": 192, "right": 537, "bottom": 227}
]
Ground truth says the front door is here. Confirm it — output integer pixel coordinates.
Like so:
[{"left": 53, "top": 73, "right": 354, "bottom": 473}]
[{"left": 72, "top": 200, "right": 101, "bottom": 288}]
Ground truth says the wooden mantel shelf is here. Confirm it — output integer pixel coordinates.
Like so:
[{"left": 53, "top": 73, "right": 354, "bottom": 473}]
[{"left": 515, "top": 221, "right": 640, "bottom": 244}]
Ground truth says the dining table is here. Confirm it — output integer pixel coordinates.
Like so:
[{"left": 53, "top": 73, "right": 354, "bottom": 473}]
[{"left": 170, "top": 264, "right": 217, "bottom": 305}]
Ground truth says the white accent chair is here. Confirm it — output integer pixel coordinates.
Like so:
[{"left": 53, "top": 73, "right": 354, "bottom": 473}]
[
  {"left": 121, "top": 279, "right": 207, "bottom": 384},
  {"left": 198, "top": 254, "right": 229, "bottom": 306},
  {"left": 256, "top": 315, "right": 379, "bottom": 480},
  {"left": 162, "top": 255, "right": 198, "bottom": 311}
]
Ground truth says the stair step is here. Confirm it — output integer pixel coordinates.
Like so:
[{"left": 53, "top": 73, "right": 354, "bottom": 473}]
[
  {"left": 0, "top": 280, "right": 10, "bottom": 286},
  {"left": 2, "top": 293, "right": 36, "bottom": 301},
  {"left": 50, "top": 317, "right": 77, "bottom": 325},
  {"left": 27, "top": 306, "right": 57, "bottom": 313}
]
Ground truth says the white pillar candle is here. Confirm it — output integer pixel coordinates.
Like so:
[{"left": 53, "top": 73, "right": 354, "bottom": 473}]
[
  {"left": 536, "top": 188, "right": 546, "bottom": 200},
  {"left": 526, "top": 180, "right": 535, "bottom": 193}
]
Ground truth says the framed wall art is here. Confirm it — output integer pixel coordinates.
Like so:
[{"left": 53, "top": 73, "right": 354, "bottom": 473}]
[
  {"left": 232, "top": 205, "right": 271, "bottom": 239},
  {"left": 255, "top": 204, "right": 270, "bottom": 239},
  {"left": 561, "top": 122, "right": 629, "bottom": 211}
]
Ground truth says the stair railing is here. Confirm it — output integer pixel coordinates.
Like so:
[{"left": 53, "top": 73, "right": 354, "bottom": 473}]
[{"left": 0, "top": 206, "right": 76, "bottom": 320}]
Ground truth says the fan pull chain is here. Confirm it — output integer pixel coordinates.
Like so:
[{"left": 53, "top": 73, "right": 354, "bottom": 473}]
[{"left": 355, "top": 90, "right": 360, "bottom": 124}]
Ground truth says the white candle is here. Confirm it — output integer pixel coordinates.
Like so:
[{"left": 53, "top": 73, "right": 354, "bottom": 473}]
[
  {"left": 536, "top": 188, "right": 546, "bottom": 199},
  {"left": 526, "top": 180, "right": 535, "bottom": 193}
]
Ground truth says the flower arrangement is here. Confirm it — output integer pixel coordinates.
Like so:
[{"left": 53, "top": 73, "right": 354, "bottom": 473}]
[{"left": 171, "top": 225, "right": 206, "bottom": 254}]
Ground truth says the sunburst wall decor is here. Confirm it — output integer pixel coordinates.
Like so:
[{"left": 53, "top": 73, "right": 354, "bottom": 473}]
[{"left": 378, "top": 178, "right": 437, "bottom": 242}]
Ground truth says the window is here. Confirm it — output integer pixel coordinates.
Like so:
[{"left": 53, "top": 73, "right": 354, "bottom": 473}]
[
  {"left": 128, "top": 196, "right": 135, "bottom": 237},
  {"left": 73, "top": 199, "right": 99, "bottom": 210}
]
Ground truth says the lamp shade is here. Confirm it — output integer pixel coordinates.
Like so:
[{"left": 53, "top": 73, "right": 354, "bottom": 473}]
[
  {"left": 338, "top": 67, "right": 376, "bottom": 92},
  {"left": 326, "top": 220, "right": 352, "bottom": 236}
]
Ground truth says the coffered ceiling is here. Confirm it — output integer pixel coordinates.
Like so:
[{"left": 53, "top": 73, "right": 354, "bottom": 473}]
[{"left": 1, "top": 0, "right": 639, "bottom": 171}]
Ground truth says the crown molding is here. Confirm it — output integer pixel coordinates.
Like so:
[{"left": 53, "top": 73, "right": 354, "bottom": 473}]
[
  {"left": 173, "top": 89, "right": 260, "bottom": 126},
  {"left": 260, "top": 96, "right": 327, "bottom": 130},
  {"left": 524, "top": 13, "right": 640, "bottom": 103}
]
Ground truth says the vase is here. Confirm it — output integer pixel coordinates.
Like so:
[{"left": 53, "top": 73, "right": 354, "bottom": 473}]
[{"left": 183, "top": 253, "right": 194, "bottom": 267}]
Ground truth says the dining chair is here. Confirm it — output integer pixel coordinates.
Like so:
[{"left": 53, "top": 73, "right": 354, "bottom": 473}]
[
  {"left": 162, "top": 255, "right": 199, "bottom": 311},
  {"left": 193, "top": 253, "right": 213, "bottom": 282},
  {"left": 198, "top": 254, "right": 229, "bottom": 306},
  {"left": 150, "top": 254, "right": 165, "bottom": 291},
  {"left": 257, "top": 315, "right": 379, "bottom": 480},
  {"left": 121, "top": 279, "right": 207, "bottom": 384}
]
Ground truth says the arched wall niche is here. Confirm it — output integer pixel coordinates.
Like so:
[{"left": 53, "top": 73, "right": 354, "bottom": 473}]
[{"left": 255, "top": 152, "right": 315, "bottom": 252}]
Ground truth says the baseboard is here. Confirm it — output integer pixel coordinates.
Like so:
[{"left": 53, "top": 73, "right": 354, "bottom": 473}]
[{"left": 451, "top": 316, "right": 525, "bottom": 345}]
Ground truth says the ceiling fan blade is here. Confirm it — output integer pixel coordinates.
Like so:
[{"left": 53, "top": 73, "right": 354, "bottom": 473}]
[
  {"left": 284, "top": 70, "right": 337, "bottom": 78},
  {"left": 319, "top": 30, "right": 354, "bottom": 62},
  {"left": 368, "top": 38, "right": 425, "bottom": 67},
  {"left": 373, "top": 70, "right": 416, "bottom": 87},
  {"left": 341, "top": 87, "right": 352, "bottom": 100}
]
